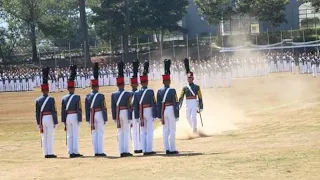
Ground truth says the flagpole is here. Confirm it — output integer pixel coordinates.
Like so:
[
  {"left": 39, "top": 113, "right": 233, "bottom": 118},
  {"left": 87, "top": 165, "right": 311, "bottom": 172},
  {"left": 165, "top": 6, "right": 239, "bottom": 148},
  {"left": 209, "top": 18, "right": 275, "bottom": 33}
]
[
  {"left": 186, "top": 34, "right": 189, "bottom": 58},
  {"left": 197, "top": 33, "right": 200, "bottom": 60},
  {"left": 109, "top": 39, "right": 112, "bottom": 62},
  {"left": 303, "top": 29, "right": 306, "bottom": 52},
  {"left": 172, "top": 38, "right": 175, "bottom": 59},
  {"left": 69, "top": 42, "right": 71, "bottom": 65},
  {"left": 136, "top": 37, "right": 139, "bottom": 59},
  {"left": 148, "top": 37, "right": 151, "bottom": 60},
  {"left": 291, "top": 28, "right": 294, "bottom": 54},
  {"left": 210, "top": 33, "right": 213, "bottom": 59},
  {"left": 267, "top": 29, "right": 270, "bottom": 45},
  {"left": 121, "top": 36, "right": 124, "bottom": 62},
  {"left": 160, "top": 35, "right": 163, "bottom": 61},
  {"left": 280, "top": 31, "right": 283, "bottom": 54}
]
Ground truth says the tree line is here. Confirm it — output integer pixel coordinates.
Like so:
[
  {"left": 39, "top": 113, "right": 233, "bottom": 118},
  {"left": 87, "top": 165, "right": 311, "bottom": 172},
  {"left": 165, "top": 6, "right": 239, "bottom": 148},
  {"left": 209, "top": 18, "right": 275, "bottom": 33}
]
[{"left": 0, "top": 0, "right": 319, "bottom": 64}]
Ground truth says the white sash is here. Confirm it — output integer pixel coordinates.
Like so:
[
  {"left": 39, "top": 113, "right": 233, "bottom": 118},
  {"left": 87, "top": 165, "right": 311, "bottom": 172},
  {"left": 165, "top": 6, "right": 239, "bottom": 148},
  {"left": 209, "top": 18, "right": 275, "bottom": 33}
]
[
  {"left": 66, "top": 94, "right": 75, "bottom": 110},
  {"left": 41, "top": 97, "right": 50, "bottom": 112},
  {"left": 162, "top": 88, "right": 172, "bottom": 103},
  {"left": 139, "top": 89, "right": 151, "bottom": 105},
  {"left": 90, "top": 93, "right": 99, "bottom": 109},
  {"left": 186, "top": 85, "right": 196, "bottom": 96},
  {"left": 116, "top": 91, "right": 126, "bottom": 106},
  {"left": 131, "top": 95, "right": 135, "bottom": 105}
]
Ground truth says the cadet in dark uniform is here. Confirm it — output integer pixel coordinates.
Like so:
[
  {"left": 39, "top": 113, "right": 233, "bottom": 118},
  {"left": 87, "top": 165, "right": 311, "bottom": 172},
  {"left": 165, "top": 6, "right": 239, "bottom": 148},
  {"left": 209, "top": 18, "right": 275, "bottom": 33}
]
[
  {"left": 85, "top": 63, "right": 108, "bottom": 157},
  {"left": 35, "top": 67, "right": 58, "bottom": 158},
  {"left": 130, "top": 60, "right": 142, "bottom": 154},
  {"left": 61, "top": 65, "right": 83, "bottom": 158},
  {"left": 178, "top": 58, "right": 204, "bottom": 133},
  {"left": 133, "top": 60, "right": 157, "bottom": 155},
  {"left": 157, "top": 59, "right": 179, "bottom": 155},
  {"left": 111, "top": 61, "right": 133, "bottom": 157}
]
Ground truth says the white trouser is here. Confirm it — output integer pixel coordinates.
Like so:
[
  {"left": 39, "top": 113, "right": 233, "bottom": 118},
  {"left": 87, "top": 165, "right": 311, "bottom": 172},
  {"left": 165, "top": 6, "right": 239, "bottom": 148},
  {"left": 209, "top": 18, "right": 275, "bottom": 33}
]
[
  {"left": 22, "top": 79, "right": 27, "bottom": 91},
  {"left": 28, "top": 79, "right": 33, "bottom": 91},
  {"left": 103, "top": 75, "right": 107, "bottom": 86},
  {"left": 41, "top": 115, "right": 55, "bottom": 156},
  {"left": 0, "top": 81, "right": 3, "bottom": 92},
  {"left": 81, "top": 77, "right": 86, "bottom": 89},
  {"left": 226, "top": 71, "right": 231, "bottom": 87},
  {"left": 312, "top": 64, "right": 317, "bottom": 77},
  {"left": 117, "top": 110, "right": 130, "bottom": 154},
  {"left": 52, "top": 80, "right": 56, "bottom": 92},
  {"left": 217, "top": 72, "right": 222, "bottom": 88},
  {"left": 66, "top": 114, "right": 79, "bottom": 154},
  {"left": 308, "top": 62, "right": 311, "bottom": 73},
  {"left": 186, "top": 99, "right": 198, "bottom": 132},
  {"left": 5, "top": 81, "right": 9, "bottom": 91},
  {"left": 92, "top": 111, "right": 105, "bottom": 154},
  {"left": 162, "top": 106, "right": 177, "bottom": 152},
  {"left": 291, "top": 62, "right": 295, "bottom": 74},
  {"left": 76, "top": 77, "right": 81, "bottom": 88},
  {"left": 131, "top": 112, "right": 142, "bottom": 151},
  {"left": 141, "top": 107, "right": 154, "bottom": 153},
  {"left": 64, "top": 77, "right": 68, "bottom": 89},
  {"left": 58, "top": 78, "right": 64, "bottom": 91}
]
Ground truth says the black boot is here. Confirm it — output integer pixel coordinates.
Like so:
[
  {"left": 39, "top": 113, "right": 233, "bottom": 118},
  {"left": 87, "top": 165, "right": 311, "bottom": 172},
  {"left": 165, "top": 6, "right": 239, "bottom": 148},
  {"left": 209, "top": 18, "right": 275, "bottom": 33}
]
[
  {"left": 134, "top": 150, "right": 143, "bottom": 154},
  {"left": 166, "top": 150, "right": 170, "bottom": 155},
  {"left": 70, "top": 154, "right": 76, "bottom": 158},
  {"left": 99, "top": 153, "right": 107, "bottom": 157},
  {"left": 73, "top": 154, "right": 83, "bottom": 158},
  {"left": 170, "top": 151, "right": 179, "bottom": 155}
]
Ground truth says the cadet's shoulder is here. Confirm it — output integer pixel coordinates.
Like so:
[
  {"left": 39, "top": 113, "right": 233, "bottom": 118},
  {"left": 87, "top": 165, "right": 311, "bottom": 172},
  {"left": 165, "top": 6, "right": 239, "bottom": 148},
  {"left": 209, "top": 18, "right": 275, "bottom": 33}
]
[
  {"left": 36, "top": 96, "right": 43, "bottom": 102},
  {"left": 62, "top": 94, "right": 69, "bottom": 99},
  {"left": 98, "top": 93, "right": 105, "bottom": 98},
  {"left": 193, "top": 84, "right": 200, "bottom": 88}
]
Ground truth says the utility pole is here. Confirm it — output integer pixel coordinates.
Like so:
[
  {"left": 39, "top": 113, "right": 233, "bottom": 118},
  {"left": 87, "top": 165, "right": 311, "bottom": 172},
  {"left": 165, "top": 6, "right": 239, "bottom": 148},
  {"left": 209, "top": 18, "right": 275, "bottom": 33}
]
[{"left": 79, "top": 0, "right": 90, "bottom": 68}]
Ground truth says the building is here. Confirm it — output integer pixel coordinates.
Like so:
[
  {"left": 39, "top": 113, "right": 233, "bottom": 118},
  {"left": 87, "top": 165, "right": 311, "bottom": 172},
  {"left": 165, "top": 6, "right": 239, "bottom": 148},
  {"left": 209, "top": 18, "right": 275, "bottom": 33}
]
[{"left": 182, "top": 0, "right": 317, "bottom": 37}]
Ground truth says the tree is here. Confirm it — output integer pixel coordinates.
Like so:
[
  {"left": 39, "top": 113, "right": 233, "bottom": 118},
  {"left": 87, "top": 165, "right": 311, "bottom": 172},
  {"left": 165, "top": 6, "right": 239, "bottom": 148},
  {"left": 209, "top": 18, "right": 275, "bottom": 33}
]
[
  {"left": 137, "top": 0, "right": 188, "bottom": 46},
  {"left": 303, "top": 0, "right": 320, "bottom": 12},
  {"left": 194, "top": 0, "right": 235, "bottom": 34},
  {"left": 91, "top": 0, "right": 137, "bottom": 57},
  {"left": 236, "top": 0, "right": 289, "bottom": 29},
  {"left": 3, "top": 0, "right": 45, "bottom": 63}
]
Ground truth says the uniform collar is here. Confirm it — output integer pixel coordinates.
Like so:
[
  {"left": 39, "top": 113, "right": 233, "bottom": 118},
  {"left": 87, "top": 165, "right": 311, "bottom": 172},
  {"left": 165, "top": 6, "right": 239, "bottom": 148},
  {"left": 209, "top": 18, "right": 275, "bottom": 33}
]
[
  {"left": 132, "top": 88, "right": 137, "bottom": 92},
  {"left": 188, "top": 82, "right": 194, "bottom": 86},
  {"left": 118, "top": 88, "right": 124, "bottom": 91},
  {"left": 141, "top": 86, "right": 148, "bottom": 90},
  {"left": 92, "top": 90, "right": 98, "bottom": 93},
  {"left": 69, "top": 92, "right": 74, "bottom": 95},
  {"left": 164, "top": 85, "right": 170, "bottom": 88}
]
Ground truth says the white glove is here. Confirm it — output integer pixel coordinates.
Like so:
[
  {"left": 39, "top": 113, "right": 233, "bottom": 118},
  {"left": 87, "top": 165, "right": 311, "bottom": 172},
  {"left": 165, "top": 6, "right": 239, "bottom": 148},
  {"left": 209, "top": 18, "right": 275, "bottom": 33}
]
[
  {"left": 37, "top": 125, "right": 40, "bottom": 129},
  {"left": 113, "top": 119, "right": 117, "bottom": 124},
  {"left": 199, "top": 109, "right": 203, "bottom": 113},
  {"left": 88, "top": 122, "right": 91, "bottom": 127},
  {"left": 176, "top": 118, "right": 179, "bottom": 122},
  {"left": 135, "top": 119, "right": 139, "bottom": 123},
  {"left": 54, "top": 124, "right": 58, "bottom": 129}
]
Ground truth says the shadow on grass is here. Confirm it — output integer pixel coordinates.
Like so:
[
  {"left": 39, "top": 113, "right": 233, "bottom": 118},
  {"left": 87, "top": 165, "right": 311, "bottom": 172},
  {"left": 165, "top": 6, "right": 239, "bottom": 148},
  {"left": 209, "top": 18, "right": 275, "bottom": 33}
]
[{"left": 54, "top": 151, "right": 222, "bottom": 159}]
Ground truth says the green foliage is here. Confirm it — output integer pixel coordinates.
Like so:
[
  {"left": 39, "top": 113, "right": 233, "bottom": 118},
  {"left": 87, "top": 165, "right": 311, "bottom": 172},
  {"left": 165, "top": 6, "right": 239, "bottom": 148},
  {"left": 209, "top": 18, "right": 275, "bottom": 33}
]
[
  {"left": 302, "top": 0, "right": 320, "bottom": 12},
  {"left": 194, "top": 0, "right": 235, "bottom": 25},
  {"left": 236, "top": 0, "right": 289, "bottom": 27}
]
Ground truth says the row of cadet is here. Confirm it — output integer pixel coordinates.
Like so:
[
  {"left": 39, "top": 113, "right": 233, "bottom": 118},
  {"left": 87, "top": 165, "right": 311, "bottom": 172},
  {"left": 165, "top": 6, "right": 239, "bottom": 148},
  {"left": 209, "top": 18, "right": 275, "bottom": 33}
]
[{"left": 35, "top": 58, "right": 204, "bottom": 158}]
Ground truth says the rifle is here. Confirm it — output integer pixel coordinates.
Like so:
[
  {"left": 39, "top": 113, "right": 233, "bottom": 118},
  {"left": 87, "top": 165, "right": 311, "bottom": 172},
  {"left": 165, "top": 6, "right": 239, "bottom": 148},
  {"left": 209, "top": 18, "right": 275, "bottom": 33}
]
[
  {"left": 64, "top": 123, "right": 67, "bottom": 146},
  {"left": 197, "top": 101, "right": 204, "bottom": 127}
]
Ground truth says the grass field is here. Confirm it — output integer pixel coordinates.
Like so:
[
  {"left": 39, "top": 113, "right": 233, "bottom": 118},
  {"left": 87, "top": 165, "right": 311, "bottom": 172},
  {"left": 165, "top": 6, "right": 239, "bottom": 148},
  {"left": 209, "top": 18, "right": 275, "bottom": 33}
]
[{"left": 0, "top": 73, "right": 319, "bottom": 180}]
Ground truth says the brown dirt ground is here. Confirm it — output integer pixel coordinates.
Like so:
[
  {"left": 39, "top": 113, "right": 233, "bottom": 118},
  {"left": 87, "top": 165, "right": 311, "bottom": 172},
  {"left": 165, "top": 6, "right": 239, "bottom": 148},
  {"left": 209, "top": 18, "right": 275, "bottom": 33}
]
[{"left": 0, "top": 73, "right": 319, "bottom": 180}]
